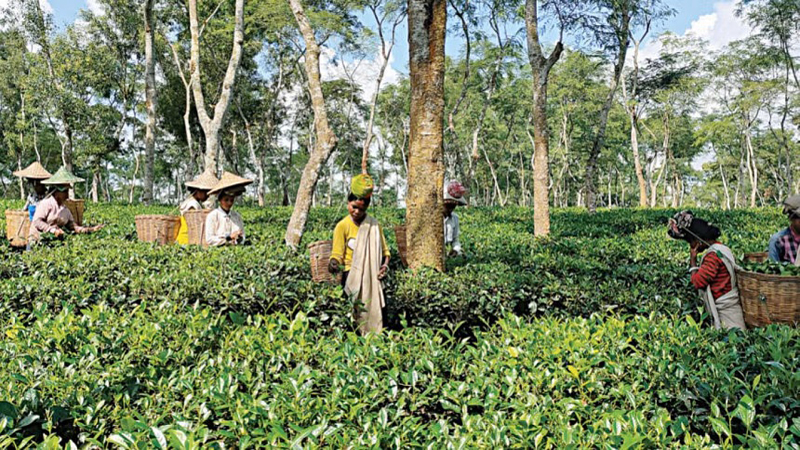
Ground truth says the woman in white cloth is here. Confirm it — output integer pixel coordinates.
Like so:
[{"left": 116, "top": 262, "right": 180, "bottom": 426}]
[
  {"left": 444, "top": 181, "right": 467, "bottom": 257},
  {"left": 204, "top": 172, "right": 252, "bottom": 247}
]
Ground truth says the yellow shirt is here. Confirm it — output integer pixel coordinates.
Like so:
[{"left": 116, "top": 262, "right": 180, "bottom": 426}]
[{"left": 331, "top": 216, "right": 390, "bottom": 271}]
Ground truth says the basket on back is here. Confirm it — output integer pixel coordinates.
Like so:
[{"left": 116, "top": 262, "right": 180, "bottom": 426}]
[
  {"left": 5, "top": 210, "right": 30, "bottom": 248},
  {"left": 135, "top": 215, "right": 181, "bottom": 246},
  {"left": 184, "top": 209, "right": 211, "bottom": 247},
  {"left": 736, "top": 268, "right": 800, "bottom": 328},
  {"left": 308, "top": 240, "right": 341, "bottom": 284},
  {"left": 65, "top": 199, "right": 84, "bottom": 226},
  {"left": 394, "top": 225, "right": 408, "bottom": 267}
]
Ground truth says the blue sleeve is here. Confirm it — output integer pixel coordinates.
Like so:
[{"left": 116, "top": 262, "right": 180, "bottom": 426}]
[{"left": 768, "top": 231, "right": 783, "bottom": 262}]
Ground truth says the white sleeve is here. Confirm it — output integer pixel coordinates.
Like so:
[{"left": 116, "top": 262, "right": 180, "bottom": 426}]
[
  {"left": 205, "top": 211, "right": 227, "bottom": 247},
  {"left": 452, "top": 214, "right": 462, "bottom": 254}
]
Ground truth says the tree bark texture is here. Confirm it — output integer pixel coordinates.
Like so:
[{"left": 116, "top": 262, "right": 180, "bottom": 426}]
[
  {"left": 406, "top": 0, "right": 446, "bottom": 271},
  {"left": 525, "top": 0, "right": 562, "bottom": 236},
  {"left": 188, "top": 0, "right": 245, "bottom": 174},
  {"left": 142, "top": 0, "right": 157, "bottom": 204},
  {"left": 284, "top": 0, "right": 338, "bottom": 249}
]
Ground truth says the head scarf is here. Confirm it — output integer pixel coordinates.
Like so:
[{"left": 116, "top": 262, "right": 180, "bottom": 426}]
[
  {"left": 783, "top": 194, "right": 800, "bottom": 219},
  {"left": 443, "top": 181, "right": 467, "bottom": 205},
  {"left": 668, "top": 210, "right": 720, "bottom": 243}
]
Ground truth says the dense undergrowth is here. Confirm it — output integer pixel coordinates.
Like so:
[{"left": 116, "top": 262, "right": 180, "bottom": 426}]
[{"left": 0, "top": 200, "right": 797, "bottom": 447}]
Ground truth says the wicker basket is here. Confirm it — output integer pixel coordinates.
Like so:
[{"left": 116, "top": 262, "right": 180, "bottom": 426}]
[
  {"left": 135, "top": 215, "right": 181, "bottom": 245},
  {"left": 736, "top": 268, "right": 800, "bottom": 328},
  {"left": 308, "top": 240, "right": 340, "bottom": 284},
  {"left": 65, "top": 199, "right": 85, "bottom": 226},
  {"left": 5, "top": 210, "right": 30, "bottom": 248},
  {"left": 184, "top": 209, "right": 211, "bottom": 247},
  {"left": 743, "top": 252, "right": 768, "bottom": 263},
  {"left": 394, "top": 225, "right": 408, "bottom": 267}
]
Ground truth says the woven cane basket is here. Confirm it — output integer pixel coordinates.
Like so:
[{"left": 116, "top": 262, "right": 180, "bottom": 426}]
[
  {"left": 184, "top": 209, "right": 211, "bottom": 247},
  {"left": 735, "top": 268, "right": 800, "bottom": 328},
  {"left": 394, "top": 225, "right": 408, "bottom": 267},
  {"left": 5, "top": 210, "right": 30, "bottom": 247},
  {"left": 135, "top": 215, "right": 181, "bottom": 245},
  {"left": 743, "top": 252, "right": 769, "bottom": 263},
  {"left": 65, "top": 199, "right": 84, "bottom": 226},
  {"left": 308, "top": 240, "right": 340, "bottom": 284}
]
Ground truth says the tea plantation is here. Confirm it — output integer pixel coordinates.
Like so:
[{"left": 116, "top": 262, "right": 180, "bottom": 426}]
[{"left": 1, "top": 200, "right": 798, "bottom": 448}]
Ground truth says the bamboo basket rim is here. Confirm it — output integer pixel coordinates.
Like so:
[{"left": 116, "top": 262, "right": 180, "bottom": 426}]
[{"left": 735, "top": 267, "right": 800, "bottom": 283}]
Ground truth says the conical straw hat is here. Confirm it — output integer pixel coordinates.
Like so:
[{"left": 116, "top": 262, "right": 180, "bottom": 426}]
[
  {"left": 185, "top": 169, "right": 220, "bottom": 190},
  {"left": 208, "top": 171, "right": 253, "bottom": 196},
  {"left": 42, "top": 167, "right": 85, "bottom": 185},
  {"left": 13, "top": 162, "right": 52, "bottom": 180}
]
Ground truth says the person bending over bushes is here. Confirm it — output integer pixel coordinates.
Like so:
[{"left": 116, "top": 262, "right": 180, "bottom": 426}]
[
  {"left": 768, "top": 194, "right": 800, "bottom": 266},
  {"left": 328, "top": 175, "right": 390, "bottom": 334},
  {"left": 669, "top": 211, "right": 745, "bottom": 331},
  {"left": 28, "top": 167, "right": 104, "bottom": 247}
]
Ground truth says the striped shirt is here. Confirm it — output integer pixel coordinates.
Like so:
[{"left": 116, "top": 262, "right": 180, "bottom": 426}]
[{"left": 691, "top": 245, "right": 732, "bottom": 300}]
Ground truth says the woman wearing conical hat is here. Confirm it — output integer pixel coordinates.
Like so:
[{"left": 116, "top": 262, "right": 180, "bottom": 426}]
[
  {"left": 13, "top": 162, "right": 52, "bottom": 221},
  {"left": 204, "top": 171, "right": 252, "bottom": 247},
  {"left": 28, "top": 167, "right": 104, "bottom": 246},
  {"left": 176, "top": 170, "right": 219, "bottom": 245}
]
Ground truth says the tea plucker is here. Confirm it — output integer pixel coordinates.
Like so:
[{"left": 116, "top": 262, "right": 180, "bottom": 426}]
[
  {"left": 669, "top": 211, "right": 745, "bottom": 331},
  {"left": 205, "top": 171, "right": 252, "bottom": 247},
  {"left": 28, "top": 167, "right": 104, "bottom": 245},
  {"left": 328, "top": 174, "right": 390, "bottom": 334},
  {"left": 14, "top": 162, "right": 52, "bottom": 221},
  {"left": 768, "top": 194, "right": 800, "bottom": 266},
  {"left": 176, "top": 169, "right": 219, "bottom": 245},
  {"left": 443, "top": 181, "right": 467, "bottom": 257}
]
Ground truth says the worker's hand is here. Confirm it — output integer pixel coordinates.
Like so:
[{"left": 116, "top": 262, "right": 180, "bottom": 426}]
[
  {"left": 91, "top": 224, "right": 105, "bottom": 232},
  {"left": 53, "top": 229, "right": 64, "bottom": 238},
  {"left": 328, "top": 259, "right": 341, "bottom": 274},
  {"left": 378, "top": 264, "right": 389, "bottom": 280},
  {"left": 230, "top": 230, "right": 242, "bottom": 242}
]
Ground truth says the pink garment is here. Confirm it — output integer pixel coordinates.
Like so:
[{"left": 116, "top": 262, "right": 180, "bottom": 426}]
[{"left": 28, "top": 196, "right": 75, "bottom": 240}]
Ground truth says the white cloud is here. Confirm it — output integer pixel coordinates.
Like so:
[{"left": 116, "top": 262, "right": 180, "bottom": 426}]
[
  {"left": 319, "top": 46, "right": 401, "bottom": 103},
  {"left": 637, "top": 1, "right": 753, "bottom": 64}
]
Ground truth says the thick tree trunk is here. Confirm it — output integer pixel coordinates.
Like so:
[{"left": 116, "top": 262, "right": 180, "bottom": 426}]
[
  {"left": 406, "top": 0, "right": 446, "bottom": 271},
  {"left": 188, "top": 0, "right": 245, "bottom": 174},
  {"left": 525, "top": 0, "right": 562, "bottom": 236},
  {"left": 284, "top": 0, "right": 338, "bottom": 249},
  {"left": 142, "top": 0, "right": 157, "bottom": 204},
  {"left": 91, "top": 171, "right": 99, "bottom": 203}
]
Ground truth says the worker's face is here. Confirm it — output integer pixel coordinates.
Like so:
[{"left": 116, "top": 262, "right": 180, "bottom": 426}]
[
  {"left": 688, "top": 237, "right": 708, "bottom": 253},
  {"left": 348, "top": 199, "right": 368, "bottom": 223},
  {"left": 33, "top": 181, "right": 46, "bottom": 195},
  {"left": 791, "top": 216, "right": 800, "bottom": 234},
  {"left": 53, "top": 188, "right": 68, "bottom": 205},
  {"left": 219, "top": 194, "right": 235, "bottom": 212},
  {"left": 444, "top": 202, "right": 457, "bottom": 217},
  {"left": 193, "top": 189, "right": 209, "bottom": 203}
]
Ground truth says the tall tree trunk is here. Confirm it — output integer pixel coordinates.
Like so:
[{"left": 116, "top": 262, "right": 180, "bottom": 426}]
[
  {"left": 17, "top": 157, "right": 24, "bottom": 200},
  {"left": 142, "top": 0, "right": 157, "bottom": 204},
  {"left": 406, "top": 0, "right": 446, "bottom": 271},
  {"left": 584, "top": 9, "right": 631, "bottom": 213},
  {"left": 188, "top": 0, "right": 245, "bottom": 174},
  {"left": 525, "top": 0, "right": 562, "bottom": 236},
  {"left": 284, "top": 0, "right": 338, "bottom": 249},
  {"left": 91, "top": 170, "right": 99, "bottom": 203}
]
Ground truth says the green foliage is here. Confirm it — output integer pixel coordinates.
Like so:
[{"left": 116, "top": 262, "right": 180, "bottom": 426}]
[
  {"left": 1, "top": 204, "right": 798, "bottom": 447},
  {"left": 741, "top": 261, "right": 800, "bottom": 276}
]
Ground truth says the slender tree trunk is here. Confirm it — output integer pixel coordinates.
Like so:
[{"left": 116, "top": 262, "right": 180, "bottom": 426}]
[
  {"left": 188, "top": 0, "right": 245, "bottom": 174},
  {"left": 525, "top": 0, "right": 562, "bottom": 236},
  {"left": 406, "top": 0, "right": 446, "bottom": 270},
  {"left": 584, "top": 9, "right": 631, "bottom": 213},
  {"left": 284, "top": 0, "right": 338, "bottom": 249},
  {"left": 91, "top": 171, "right": 99, "bottom": 203},
  {"left": 17, "top": 157, "right": 24, "bottom": 200},
  {"left": 142, "top": 0, "right": 157, "bottom": 204},
  {"left": 719, "top": 160, "right": 731, "bottom": 210}
]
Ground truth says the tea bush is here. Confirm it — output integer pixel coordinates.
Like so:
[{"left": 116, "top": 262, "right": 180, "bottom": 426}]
[{"left": 1, "top": 201, "right": 797, "bottom": 447}]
